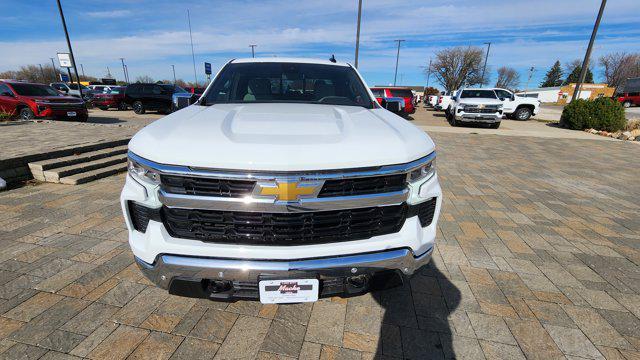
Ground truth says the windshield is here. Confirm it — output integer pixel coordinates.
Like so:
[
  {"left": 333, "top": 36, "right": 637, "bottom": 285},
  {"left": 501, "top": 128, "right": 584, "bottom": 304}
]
[
  {"left": 172, "top": 85, "right": 188, "bottom": 94},
  {"left": 460, "top": 90, "right": 497, "bottom": 99},
  {"left": 11, "top": 83, "right": 61, "bottom": 97},
  {"left": 389, "top": 89, "right": 413, "bottom": 98},
  {"left": 68, "top": 83, "right": 90, "bottom": 90},
  {"left": 106, "top": 87, "right": 125, "bottom": 94},
  {"left": 203, "top": 62, "right": 374, "bottom": 108}
]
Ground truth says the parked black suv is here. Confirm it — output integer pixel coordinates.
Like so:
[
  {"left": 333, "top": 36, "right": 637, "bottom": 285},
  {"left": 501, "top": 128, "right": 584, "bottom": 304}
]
[{"left": 124, "top": 83, "right": 188, "bottom": 114}]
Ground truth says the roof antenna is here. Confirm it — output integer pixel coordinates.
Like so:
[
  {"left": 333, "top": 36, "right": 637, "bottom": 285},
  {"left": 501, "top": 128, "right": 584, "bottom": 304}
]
[{"left": 329, "top": 54, "right": 336, "bottom": 63}]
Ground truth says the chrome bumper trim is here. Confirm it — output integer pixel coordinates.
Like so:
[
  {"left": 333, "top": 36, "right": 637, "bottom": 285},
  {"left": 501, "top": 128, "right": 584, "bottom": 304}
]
[
  {"left": 128, "top": 151, "right": 436, "bottom": 181},
  {"left": 135, "top": 247, "right": 433, "bottom": 289},
  {"left": 158, "top": 188, "right": 409, "bottom": 213}
]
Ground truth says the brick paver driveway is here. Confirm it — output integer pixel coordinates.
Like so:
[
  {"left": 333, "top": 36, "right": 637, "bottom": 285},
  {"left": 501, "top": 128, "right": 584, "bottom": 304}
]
[{"left": 1, "top": 132, "right": 639, "bottom": 359}]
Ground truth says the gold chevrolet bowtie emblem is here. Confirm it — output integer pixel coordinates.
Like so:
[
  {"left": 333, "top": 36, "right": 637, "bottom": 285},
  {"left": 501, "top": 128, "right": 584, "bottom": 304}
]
[{"left": 258, "top": 181, "right": 320, "bottom": 201}]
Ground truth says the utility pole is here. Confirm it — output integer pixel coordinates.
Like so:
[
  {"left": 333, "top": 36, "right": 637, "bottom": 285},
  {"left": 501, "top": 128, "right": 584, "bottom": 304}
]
[
  {"left": 481, "top": 42, "right": 491, "bottom": 85},
  {"left": 393, "top": 39, "right": 405, "bottom": 86},
  {"left": 106, "top": 66, "right": 111, "bottom": 78},
  {"left": 249, "top": 44, "right": 257, "bottom": 58},
  {"left": 524, "top": 67, "right": 535, "bottom": 95},
  {"left": 187, "top": 9, "right": 198, "bottom": 86},
  {"left": 425, "top": 58, "right": 432, "bottom": 88},
  {"left": 354, "top": 0, "right": 362, "bottom": 68},
  {"left": 119, "top": 58, "right": 128, "bottom": 83},
  {"left": 80, "top": 64, "right": 85, "bottom": 79},
  {"left": 50, "top": 58, "right": 57, "bottom": 82},
  {"left": 55, "top": 0, "right": 82, "bottom": 98},
  {"left": 171, "top": 65, "right": 176, "bottom": 84},
  {"left": 572, "top": 0, "right": 607, "bottom": 102},
  {"left": 39, "top": 64, "right": 46, "bottom": 83},
  {"left": 124, "top": 65, "right": 129, "bottom": 82}
]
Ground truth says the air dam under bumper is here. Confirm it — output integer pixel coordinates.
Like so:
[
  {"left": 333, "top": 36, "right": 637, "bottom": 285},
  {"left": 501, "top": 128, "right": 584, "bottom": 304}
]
[{"left": 135, "top": 247, "right": 432, "bottom": 300}]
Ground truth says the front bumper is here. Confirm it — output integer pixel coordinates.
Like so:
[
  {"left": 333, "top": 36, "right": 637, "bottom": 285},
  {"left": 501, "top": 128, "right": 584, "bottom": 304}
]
[
  {"left": 455, "top": 112, "right": 501, "bottom": 123},
  {"left": 135, "top": 246, "right": 432, "bottom": 300}
]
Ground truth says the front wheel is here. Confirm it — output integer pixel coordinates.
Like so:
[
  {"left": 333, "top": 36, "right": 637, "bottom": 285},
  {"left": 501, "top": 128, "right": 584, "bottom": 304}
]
[
  {"left": 132, "top": 101, "right": 145, "bottom": 114},
  {"left": 514, "top": 107, "right": 532, "bottom": 120},
  {"left": 623, "top": 101, "right": 632, "bottom": 108},
  {"left": 19, "top": 107, "right": 35, "bottom": 120},
  {"left": 118, "top": 102, "right": 128, "bottom": 111}
]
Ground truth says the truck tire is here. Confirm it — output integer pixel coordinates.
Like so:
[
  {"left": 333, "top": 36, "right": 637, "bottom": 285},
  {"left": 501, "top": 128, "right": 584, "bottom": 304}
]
[
  {"left": 623, "top": 101, "right": 632, "bottom": 108},
  {"left": 19, "top": 107, "right": 35, "bottom": 120},
  {"left": 118, "top": 102, "right": 128, "bottom": 111},
  {"left": 514, "top": 107, "right": 532, "bottom": 121},
  {"left": 132, "top": 101, "right": 145, "bottom": 114}
]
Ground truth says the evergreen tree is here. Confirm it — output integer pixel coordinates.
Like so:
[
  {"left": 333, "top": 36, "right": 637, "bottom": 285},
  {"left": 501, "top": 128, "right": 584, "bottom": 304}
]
[
  {"left": 563, "top": 64, "right": 594, "bottom": 85},
  {"left": 540, "top": 60, "right": 563, "bottom": 87}
]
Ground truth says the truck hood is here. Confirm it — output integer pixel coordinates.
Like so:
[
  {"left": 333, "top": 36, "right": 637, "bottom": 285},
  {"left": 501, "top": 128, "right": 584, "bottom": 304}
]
[{"left": 129, "top": 103, "right": 435, "bottom": 171}]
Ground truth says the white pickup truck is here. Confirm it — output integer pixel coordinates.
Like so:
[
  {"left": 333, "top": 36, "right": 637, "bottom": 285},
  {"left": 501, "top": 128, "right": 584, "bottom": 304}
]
[
  {"left": 121, "top": 58, "right": 442, "bottom": 303},
  {"left": 490, "top": 88, "right": 539, "bottom": 120},
  {"left": 446, "top": 88, "right": 504, "bottom": 128}
]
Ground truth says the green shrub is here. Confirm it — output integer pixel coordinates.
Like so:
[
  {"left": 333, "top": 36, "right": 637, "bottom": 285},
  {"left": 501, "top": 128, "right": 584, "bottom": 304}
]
[{"left": 560, "top": 97, "right": 626, "bottom": 132}]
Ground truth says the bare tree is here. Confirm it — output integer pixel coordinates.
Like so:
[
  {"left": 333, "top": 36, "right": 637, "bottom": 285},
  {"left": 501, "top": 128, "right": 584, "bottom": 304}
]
[
  {"left": 599, "top": 52, "right": 640, "bottom": 89},
  {"left": 495, "top": 66, "right": 520, "bottom": 90},
  {"left": 134, "top": 75, "right": 155, "bottom": 83},
  {"left": 430, "top": 46, "right": 485, "bottom": 92},
  {"left": 0, "top": 64, "right": 63, "bottom": 84}
]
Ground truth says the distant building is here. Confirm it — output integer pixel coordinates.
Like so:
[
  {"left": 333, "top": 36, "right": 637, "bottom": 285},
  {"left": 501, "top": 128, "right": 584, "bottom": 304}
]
[{"left": 516, "top": 83, "right": 614, "bottom": 104}]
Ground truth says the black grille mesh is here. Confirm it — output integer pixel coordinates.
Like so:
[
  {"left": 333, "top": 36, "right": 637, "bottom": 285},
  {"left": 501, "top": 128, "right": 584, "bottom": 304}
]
[
  {"left": 319, "top": 174, "right": 406, "bottom": 197},
  {"left": 160, "top": 175, "right": 255, "bottom": 197},
  {"left": 162, "top": 205, "right": 408, "bottom": 246}
]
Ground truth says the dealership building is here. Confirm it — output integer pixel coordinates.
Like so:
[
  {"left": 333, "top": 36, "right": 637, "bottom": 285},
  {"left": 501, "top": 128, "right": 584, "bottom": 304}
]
[{"left": 516, "top": 83, "right": 615, "bottom": 104}]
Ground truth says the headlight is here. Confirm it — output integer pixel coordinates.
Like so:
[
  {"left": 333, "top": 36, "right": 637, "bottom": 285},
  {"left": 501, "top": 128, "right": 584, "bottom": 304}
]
[
  {"left": 128, "top": 157, "right": 160, "bottom": 185},
  {"left": 407, "top": 157, "right": 436, "bottom": 183}
]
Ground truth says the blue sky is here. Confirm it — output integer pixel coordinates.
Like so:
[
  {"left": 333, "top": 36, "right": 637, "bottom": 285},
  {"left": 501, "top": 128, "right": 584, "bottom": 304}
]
[{"left": 1, "top": 0, "right": 639, "bottom": 89}]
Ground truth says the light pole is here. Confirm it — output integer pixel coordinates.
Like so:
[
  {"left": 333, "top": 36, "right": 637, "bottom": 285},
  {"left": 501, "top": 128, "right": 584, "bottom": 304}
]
[
  {"left": 524, "top": 67, "right": 535, "bottom": 95},
  {"left": 187, "top": 9, "right": 198, "bottom": 87},
  {"left": 106, "top": 66, "right": 111, "bottom": 78},
  {"left": 120, "top": 58, "right": 128, "bottom": 83},
  {"left": 124, "top": 65, "right": 129, "bottom": 82},
  {"left": 55, "top": 0, "right": 82, "bottom": 98},
  {"left": 249, "top": 44, "right": 257, "bottom": 58},
  {"left": 481, "top": 42, "right": 491, "bottom": 85},
  {"left": 80, "top": 63, "right": 85, "bottom": 79},
  {"left": 171, "top": 65, "right": 177, "bottom": 84},
  {"left": 425, "top": 58, "right": 432, "bottom": 88},
  {"left": 50, "top": 58, "right": 57, "bottom": 82},
  {"left": 572, "top": 0, "right": 607, "bottom": 102},
  {"left": 354, "top": 0, "right": 362, "bottom": 68},
  {"left": 393, "top": 39, "right": 405, "bottom": 86}
]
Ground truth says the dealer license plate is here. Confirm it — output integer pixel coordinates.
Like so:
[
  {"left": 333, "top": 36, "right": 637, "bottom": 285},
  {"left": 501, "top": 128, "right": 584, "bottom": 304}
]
[
  {"left": 258, "top": 279, "right": 319, "bottom": 304},
  {"left": 67, "top": 111, "right": 77, "bottom": 117}
]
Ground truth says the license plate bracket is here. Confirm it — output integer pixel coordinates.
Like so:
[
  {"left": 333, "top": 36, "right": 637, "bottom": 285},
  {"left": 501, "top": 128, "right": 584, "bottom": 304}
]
[
  {"left": 67, "top": 111, "right": 77, "bottom": 117},
  {"left": 258, "top": 279, "right": 319, "bottom": 304}
]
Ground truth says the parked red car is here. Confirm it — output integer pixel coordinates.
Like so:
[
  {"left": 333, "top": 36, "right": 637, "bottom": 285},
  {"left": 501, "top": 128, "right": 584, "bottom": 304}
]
[
  {"left": 370, "top": 87, "right": 415, "bottom": 115},
  {"left": 184, "top": 87, "right": 206, "bottom": 96},
  {"left": 0, "top": 80, "right": 88, "bottom": 121},
  {"left": 92, "top": 86, "right": 127, "bottom": 111},
  {"left": 616, "top": 92, "right": 640, "bottom": 108}
]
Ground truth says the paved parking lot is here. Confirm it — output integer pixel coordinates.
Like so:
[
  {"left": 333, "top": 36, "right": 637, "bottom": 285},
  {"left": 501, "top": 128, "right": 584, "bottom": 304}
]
[{"left": 1, "top": 110, "right": 640, "bottom": 359}]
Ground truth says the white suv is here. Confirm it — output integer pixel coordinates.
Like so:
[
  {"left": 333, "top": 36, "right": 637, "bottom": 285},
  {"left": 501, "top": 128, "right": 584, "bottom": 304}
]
[
  {"left": 447, "top": 88, "right": 504, "bottom": 128},
  {"left": 121, "top": 58, "right": 442, "bottom": 303}
]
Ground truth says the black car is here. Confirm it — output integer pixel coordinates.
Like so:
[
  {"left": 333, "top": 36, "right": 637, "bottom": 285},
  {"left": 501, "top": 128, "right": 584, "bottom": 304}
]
[{"left": 124, "top": 83, "right": 188, "bottom": 114}]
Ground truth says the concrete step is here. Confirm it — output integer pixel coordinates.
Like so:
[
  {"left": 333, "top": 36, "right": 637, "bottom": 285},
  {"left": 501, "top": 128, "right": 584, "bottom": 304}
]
[
  {"left": 59, "top": 162, "right": 128, "bottom": 185},
  {"left": 42, "top": 154, "right": 128, "bottom": 182},
  {"left": 29, "top": 145, "right": 128, "bottom": 172}
]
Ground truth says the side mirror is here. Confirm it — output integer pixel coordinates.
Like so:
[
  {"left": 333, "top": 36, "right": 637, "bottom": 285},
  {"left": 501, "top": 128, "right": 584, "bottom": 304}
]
[
  {"left": 511, "top": 95, "right": 515, "bottom": 101},
  {"left": 188, "top": 94, "right": 199, "bottom": 105},
  {"left": 382, "top": 98, "right": 403, "bottom": 113},
  {"left": 499, "top": 97, "right": 505, "bottom": 101}
]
